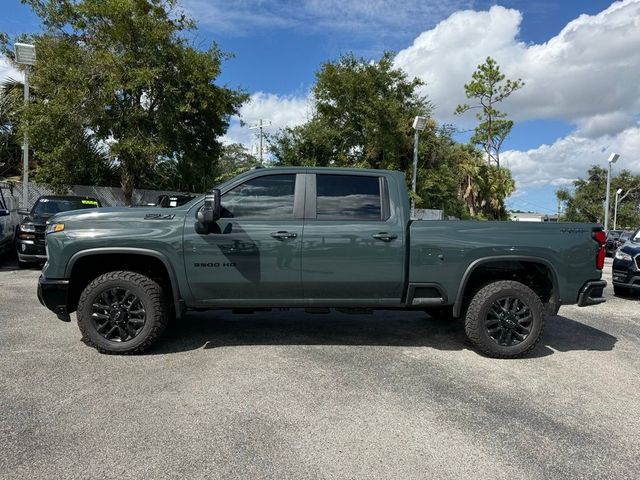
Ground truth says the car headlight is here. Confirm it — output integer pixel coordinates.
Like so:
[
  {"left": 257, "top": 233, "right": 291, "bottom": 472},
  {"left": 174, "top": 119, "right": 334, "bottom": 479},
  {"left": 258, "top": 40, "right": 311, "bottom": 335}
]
[
  {"left": 614, "top": 250, "right": 632, "bottom": 261},
  {"left": 46, "top": 223, "right": 65, "bottom": 234},
  {"left": 20, "top": 223, "right": 36, "bottom": 233}
]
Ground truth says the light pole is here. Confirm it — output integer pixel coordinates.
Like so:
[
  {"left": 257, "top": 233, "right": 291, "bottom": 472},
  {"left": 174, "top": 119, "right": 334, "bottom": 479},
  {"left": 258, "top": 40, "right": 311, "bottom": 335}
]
[
  {"left": 603, "top": 152, "right": 620, "bottom": 231},
  {"left": 411, "top": 115, "right": 428, "bottom": 218},
  {"left": 613, "top": 188, "right": 623, "bottom": 230},
  {"left": 14, "top": 43, "right": 36, "bottom": 209}
]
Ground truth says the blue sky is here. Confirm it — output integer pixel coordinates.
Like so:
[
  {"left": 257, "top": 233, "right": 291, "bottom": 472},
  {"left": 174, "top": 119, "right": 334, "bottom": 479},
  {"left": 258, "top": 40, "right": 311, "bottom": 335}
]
[{"left": 2, "top": 0, "right": 639, "bottom": 215}]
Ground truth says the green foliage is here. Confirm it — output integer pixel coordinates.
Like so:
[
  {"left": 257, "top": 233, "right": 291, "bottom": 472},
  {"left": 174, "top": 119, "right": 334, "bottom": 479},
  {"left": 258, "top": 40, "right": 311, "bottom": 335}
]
[
  {"left": 455, "top": 57, "right": 524, "bottom": 168},
  {"left": 272, "top": 52, "right": 431, "bottom": 172},
  {"left": 0, "top": 79, "right": 23, "bottom": 179},
  {"left": 5, "top": 0, "right": 246, "bottom": 202},
  {"left": 557, "top": 166, "right": 640, "bottom": 228}
]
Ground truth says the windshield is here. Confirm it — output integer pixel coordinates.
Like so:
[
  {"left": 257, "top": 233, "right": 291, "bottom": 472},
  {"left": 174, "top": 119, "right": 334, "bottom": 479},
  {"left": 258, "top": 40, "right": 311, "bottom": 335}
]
[
  {"left": 31, "top": 198, "right": 100, "bottom": 216},
  {"left": 634, "top": 229, "right": 640, "bottom": 242}
]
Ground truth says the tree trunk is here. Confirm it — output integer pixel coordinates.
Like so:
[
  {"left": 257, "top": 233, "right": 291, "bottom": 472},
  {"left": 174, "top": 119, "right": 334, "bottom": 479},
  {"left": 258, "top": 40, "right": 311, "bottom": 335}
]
[{"left": 121, "top": 162, "right": 135, "bottom": 206}]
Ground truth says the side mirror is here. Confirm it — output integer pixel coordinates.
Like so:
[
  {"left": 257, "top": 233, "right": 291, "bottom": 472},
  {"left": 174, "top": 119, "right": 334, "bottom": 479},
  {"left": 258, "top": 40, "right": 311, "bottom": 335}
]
[
  {"left": 0, "top": 209, "right": 9, "bottom": 217},
  {"left": 18, "top": 208, "right": 29, "bottom": 216},
  {"left": 197, "top": 189, "right": 221, "bottom": 227}
]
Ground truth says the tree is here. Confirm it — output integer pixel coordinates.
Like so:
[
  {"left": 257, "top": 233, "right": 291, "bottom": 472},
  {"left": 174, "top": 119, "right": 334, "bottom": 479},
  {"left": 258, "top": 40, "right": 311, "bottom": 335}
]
[
  {"left": 557, "top": 166, "right": 640, "bottom": 227},
  {"left": 4, "top": 0, "right": 246, "bottom": 203},
  {"left": 271, "top": 52, "right": 432, "bottom": 173},
  {"left": 455, "top": 57, "right": 524, "bottom": 168}
]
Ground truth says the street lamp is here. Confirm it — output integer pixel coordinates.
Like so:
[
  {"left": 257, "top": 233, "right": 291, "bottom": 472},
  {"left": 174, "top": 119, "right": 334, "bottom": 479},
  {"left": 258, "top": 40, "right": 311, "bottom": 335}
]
[
  {"left": 603, "top": 152, "right": 620, "bottom": 231},
  {"left": 14, "top": 42, "right": 36, "bottom": 210},
  {"left": 411, "top": 115, "right": 428, "bottom": 218},
  {"left": 613, "top": 188, "right": 623, "bottom": 230}
]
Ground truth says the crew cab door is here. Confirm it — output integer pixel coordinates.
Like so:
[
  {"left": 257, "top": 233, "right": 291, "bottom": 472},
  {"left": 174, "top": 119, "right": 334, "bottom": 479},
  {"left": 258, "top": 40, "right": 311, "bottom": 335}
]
[
  {"left": 184, "top": 173, "right": 305, "bottom": 305},
  {"left": 301, "top": 173, "right": 405, "bottom": 304}
]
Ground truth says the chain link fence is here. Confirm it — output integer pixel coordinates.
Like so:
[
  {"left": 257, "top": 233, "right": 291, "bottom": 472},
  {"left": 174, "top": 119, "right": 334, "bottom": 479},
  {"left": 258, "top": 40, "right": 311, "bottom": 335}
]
[{"left": 4, "top": 182, "right": 194, "bottom": 209}]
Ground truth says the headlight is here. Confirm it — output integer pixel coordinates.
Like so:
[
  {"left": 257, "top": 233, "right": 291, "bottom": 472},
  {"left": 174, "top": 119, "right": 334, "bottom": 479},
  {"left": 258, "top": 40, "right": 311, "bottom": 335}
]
[
  {"left": 614, "top": 250, "right": 632, "bottom": 262},
  {"left": 46, "top": 223, "right": 65, "bottom": 234},
  {"left": 20, "top": 223, "right": 36, "bottom": 233}
]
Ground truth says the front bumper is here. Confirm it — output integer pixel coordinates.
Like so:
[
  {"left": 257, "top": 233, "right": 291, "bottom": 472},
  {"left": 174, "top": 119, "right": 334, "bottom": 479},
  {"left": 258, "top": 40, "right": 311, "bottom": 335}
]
[
  {"left": 577, "top": 280, "right": 607, "bottom": 307},
  {"left": 612, "top": 272, "right": 640, "bottom": 290},
  {"left": 16, "top": 238, "right": 46, "bottom": 262},
  {"left": 37, "top": 275, "right": 71, "bottom": 321}
]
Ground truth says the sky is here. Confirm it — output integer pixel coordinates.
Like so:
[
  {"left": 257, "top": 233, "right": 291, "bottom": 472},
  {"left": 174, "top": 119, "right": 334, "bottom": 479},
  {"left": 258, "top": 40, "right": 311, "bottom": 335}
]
[{"left": 2, "top": 0, "right": 639, "bottom": 214}]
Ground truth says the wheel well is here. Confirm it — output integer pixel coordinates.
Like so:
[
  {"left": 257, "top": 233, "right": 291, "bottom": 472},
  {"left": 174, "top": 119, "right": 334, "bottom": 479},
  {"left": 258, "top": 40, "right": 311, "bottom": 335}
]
[
  {"left": 458, "top": 260, "right": 558, "bottom": 316},
  {"left": 67, "top": 254, "right": 175, "bottom": 313}
]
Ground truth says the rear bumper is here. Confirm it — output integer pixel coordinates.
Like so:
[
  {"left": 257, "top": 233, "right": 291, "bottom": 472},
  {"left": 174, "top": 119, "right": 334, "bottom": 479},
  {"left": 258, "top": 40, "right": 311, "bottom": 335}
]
[
  {"left": 37, "top": 275, "right": 71, "bottom": 321},
  {"left": 577, "top": 280, "right": 607, "bottom": 307}
]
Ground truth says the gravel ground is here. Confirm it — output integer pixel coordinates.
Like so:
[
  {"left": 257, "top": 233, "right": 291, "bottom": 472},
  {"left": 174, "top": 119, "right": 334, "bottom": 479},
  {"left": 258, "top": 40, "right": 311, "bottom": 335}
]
[{"left": 0, "top": 257, "right": 638, "bottom": 479}]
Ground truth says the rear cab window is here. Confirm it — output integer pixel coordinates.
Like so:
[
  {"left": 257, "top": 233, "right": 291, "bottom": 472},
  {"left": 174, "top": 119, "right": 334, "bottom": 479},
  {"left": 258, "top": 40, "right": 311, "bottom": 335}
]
[{"left": 313, "top": 174, "right": 388, "bottom": 221}]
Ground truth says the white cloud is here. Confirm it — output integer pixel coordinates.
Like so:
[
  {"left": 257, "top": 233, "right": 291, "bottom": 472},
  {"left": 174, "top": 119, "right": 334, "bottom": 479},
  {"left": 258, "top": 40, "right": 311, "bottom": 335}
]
[
  {"left": 222, "top": 91, "right": 310, "bottom": 150},
  {"left": 503, "top": 125, "right": 640, "bottom": 189},
  {"left": 0, "top": 55, "right": 21, "bottom": 84},
  {"left": 394, "top": 1, "right": 640, "bottom": 131},
  {"left": 182, "top": 0, "right": 472, "bottom": 38}
]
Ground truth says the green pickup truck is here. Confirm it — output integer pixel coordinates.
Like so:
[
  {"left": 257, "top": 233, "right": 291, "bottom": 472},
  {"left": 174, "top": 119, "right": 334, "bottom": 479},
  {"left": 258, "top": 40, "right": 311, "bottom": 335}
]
[{"left": 38, "top": 167, "right": 607, "bottom": 357}]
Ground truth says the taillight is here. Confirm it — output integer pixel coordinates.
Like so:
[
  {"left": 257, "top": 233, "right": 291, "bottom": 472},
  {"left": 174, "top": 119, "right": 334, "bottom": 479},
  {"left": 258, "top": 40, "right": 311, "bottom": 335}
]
[{"left": 593, "top": 230, "right": 606, "bottom": 270}]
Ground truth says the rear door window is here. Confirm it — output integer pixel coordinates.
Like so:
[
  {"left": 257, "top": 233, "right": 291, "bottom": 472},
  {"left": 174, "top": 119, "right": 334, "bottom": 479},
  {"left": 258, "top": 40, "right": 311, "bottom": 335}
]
[{"left": 316, "top": 175, "right": 382, "bottom": 220}]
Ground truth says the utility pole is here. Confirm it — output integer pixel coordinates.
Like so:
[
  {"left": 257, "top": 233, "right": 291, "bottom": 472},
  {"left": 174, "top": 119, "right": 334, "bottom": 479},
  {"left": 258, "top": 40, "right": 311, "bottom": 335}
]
[
  {"left": 249, "top": 119, "right": 272, "bottom": 165},
  {"left": 14, "top": 43, "right": 36, "bottom": 209}
]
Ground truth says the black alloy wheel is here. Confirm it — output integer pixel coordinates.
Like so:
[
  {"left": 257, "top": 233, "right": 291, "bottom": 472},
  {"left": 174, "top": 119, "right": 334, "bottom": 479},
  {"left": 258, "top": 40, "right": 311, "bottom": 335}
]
[
  {"left": 91, "top": 287, "right": 146, "bottom": 342},
  {"left": 485, "top": 296, "right": 533, "bottom": 347}
]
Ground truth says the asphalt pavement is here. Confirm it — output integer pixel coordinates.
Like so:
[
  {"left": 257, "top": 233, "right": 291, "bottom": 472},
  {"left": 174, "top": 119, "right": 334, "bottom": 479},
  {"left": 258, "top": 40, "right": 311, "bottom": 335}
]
[{"left": 1, "top": 257, "right": 639, "bottom": 479}]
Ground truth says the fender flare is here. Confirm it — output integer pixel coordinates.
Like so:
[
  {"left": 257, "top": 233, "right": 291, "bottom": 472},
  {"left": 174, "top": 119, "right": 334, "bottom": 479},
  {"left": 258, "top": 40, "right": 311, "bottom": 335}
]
[
  {"left": 452, "top": 255, "right": 561, "bottom": 318},
  {"left": 66, "top": 247, "right": 183, "bottom": 318}
]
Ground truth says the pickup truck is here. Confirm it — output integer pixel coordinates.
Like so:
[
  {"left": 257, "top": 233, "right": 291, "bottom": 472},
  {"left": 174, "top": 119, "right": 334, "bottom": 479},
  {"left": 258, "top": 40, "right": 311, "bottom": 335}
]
[{"left": 38, "top": 167, "right": 607, "bottom": 358}]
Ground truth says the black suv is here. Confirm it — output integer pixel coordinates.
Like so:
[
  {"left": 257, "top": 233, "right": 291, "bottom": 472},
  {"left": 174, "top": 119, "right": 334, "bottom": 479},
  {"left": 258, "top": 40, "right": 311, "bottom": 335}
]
[
  {"left": 612, "top": 228, "right": 640, "bottom": 296},
  {"left": 16, "top": 196, "right": 101, "bottom": 268},
  {"left": 605, "top": 230, "right": 623, "bottom": 257}
]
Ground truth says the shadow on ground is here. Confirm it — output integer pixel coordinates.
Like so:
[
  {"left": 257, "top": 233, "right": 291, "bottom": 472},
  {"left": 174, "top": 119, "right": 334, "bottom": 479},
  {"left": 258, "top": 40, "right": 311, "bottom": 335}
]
[
  {"left": 148, "top": 311, "right": 617, "bottom": 358},
  {"left": 0, "top": 254, "right": 42, "bottom": 272}
]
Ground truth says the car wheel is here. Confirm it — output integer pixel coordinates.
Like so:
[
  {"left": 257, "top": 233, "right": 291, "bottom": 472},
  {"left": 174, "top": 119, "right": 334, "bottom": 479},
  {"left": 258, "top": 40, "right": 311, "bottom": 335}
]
[
  {"left": 77, "top": 271, "right": 169, "bottom": 354},
  {"left": 464, "top": 280, "right": 544, "bottom": 358}
]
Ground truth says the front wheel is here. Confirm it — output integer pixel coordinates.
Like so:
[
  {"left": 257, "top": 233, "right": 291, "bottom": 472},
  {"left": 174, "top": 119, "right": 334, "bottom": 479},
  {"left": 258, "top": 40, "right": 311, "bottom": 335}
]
[
  {"left": 464, "top": 280, "right": 544, "bottom": 358},
  {"left": 77, "top": 271, "right": 169, "bottom": 354}
]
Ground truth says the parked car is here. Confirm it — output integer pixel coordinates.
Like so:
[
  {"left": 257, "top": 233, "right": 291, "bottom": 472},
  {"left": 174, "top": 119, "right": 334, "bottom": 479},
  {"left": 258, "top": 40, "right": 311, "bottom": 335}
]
[
  {"left": 16, "top": 195, "right": 101, "bottom": 268},
  {"left": 0, "top": 190, "right": 15, "bottom": 258},
  {"left": 156, "top": 194, "right": 197, "bottom": 208},
  {"left": 605, "top": 229, "right": 623, "bottom": 257},
  {"left": 38, "top": 167, "right": 607, "bottom": 358},
  {"left": 612, "top": 228, "right": 640, "bottom": 296}
]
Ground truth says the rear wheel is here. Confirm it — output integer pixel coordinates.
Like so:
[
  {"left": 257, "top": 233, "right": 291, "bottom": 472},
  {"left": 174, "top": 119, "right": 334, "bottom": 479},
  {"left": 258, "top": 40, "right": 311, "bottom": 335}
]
[
  {"left": 77, "top": 271, "right": 169, "bottom": 354},
  {"left": 464, "top": 280, "right": 544, "bottom": 358}
]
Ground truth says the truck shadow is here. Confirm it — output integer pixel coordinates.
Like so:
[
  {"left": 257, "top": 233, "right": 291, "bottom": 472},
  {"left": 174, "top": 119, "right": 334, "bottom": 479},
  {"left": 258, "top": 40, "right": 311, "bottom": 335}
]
[{"left": 148, "top": 311, "right": 617, "bottom": 358}]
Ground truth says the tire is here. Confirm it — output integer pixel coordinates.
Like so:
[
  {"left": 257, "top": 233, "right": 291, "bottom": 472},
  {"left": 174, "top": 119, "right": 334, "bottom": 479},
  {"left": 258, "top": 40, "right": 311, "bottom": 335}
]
[
  {"left": 613, "top": 285, "right": 630, "bottom": 297},
  {"left": 77, "top": 271, "right": 169, "bottom": 354},
  {"left": 464, "top": 280, "right": 544, "bottom": 358}
]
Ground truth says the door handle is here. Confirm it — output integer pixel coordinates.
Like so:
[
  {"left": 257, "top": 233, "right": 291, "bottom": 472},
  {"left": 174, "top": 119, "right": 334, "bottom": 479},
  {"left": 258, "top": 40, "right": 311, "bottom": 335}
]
[
  {"left": 372, "top": 232, "right": 398, "bottom": 242},
  {"left": 271, "top": 231, "right": 298, "bottom": 239}
]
